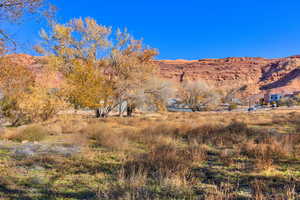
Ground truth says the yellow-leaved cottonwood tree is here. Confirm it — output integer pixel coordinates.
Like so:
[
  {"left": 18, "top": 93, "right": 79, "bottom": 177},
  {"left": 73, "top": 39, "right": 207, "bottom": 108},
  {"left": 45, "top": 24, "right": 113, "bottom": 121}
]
[
  {"left": 0, "top": 57, "right": 68, "bottom": 125},
  {"left": 36, "top": 17, "right": 159, "bottom": 117},
  {"left": 0, "top": 57, "right": 35, "bottom": 125},
  {"left": 18, "top": 85, "right": 68, "bottom": 122},
  {"left": 0, "top": 1, "right": 60, "bottom": 126}
]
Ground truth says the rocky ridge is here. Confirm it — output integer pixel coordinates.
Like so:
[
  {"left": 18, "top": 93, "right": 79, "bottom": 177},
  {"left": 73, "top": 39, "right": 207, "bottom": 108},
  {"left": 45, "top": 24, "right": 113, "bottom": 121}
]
[
  {"left": 3, "top": 54, "right": 300, "bottom": 96},
  {"left": 158, "top": 56, "right": 300, "bottom": 95}
]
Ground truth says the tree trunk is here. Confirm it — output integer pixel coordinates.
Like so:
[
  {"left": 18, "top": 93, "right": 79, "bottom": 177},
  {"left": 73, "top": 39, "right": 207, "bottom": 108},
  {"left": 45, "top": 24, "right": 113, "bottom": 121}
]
[
  {"left": 118, "top": 100, "right": 127, "bottom": 117},
  {"left": 95, "top": 107, "right": 113, "bottom": 118},
  {"left": 95, "top": 109, "right": 101, "bottom": 118},
  {"left": 95, "top": 108, "right": 106, "bottom": 118},
  {"left": 118, "top": 103, "right": 122, "bottom": 117},
  {"left": 126, "top": 106, "right": 132, "bottom": 117},
  {"left": 126, "top": 104, "right": 135, "bottom": 117}
]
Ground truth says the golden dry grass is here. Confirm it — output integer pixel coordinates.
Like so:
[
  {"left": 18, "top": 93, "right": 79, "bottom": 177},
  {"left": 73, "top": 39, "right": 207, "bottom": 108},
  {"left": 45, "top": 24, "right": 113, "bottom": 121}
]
[
  {"left": 2, "top": 125, "right": 48, "bottom": 142},
  {"left": 1, "top": 110, "right": 300, "bottom": 199}
]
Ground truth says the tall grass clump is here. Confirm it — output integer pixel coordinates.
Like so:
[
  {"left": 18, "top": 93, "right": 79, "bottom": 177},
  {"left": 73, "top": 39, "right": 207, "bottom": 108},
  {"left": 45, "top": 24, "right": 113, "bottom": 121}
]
[
  {"left": 129, "top": 122, "right": 184, "bottom": 149},
  {"left": 82, "top": 123, "right": 129, "bottom": 151},
  {"left": 204, "top": 182, "right": 238, "bottom": 200},
  {"left": 239, "top": 134, "right": 299, "bottom": 170},
  {"left": 7, "top": 125, "right": 48, "bottom": 142},
  {"left": 124, "top": 143, "right": 207, "bottom": 179},
  {"left": 119, "top": 143, "right": 206, "bottom": 199},
  {"left": 186, "top": 121, "right": 263, "bottom": 147}
]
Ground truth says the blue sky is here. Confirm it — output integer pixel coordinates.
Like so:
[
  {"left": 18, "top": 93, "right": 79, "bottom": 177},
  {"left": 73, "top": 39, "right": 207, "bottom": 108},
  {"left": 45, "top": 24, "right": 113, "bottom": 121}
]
[{"left": 5, "top": 0, "right": 300, "bottom": 60}]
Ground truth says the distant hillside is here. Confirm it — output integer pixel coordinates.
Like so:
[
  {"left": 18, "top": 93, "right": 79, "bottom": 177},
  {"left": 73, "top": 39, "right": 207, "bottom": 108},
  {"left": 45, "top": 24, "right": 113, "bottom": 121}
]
[
  {"left": 158, "top": 56, "right": 300, "bottom": 95},
  {"left": 3, "top": 54, "right": 300, "bottom": 96}
]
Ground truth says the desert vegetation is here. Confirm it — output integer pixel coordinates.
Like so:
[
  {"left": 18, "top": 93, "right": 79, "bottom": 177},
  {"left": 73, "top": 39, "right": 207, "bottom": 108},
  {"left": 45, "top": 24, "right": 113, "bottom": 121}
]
[
  {"left": 0, "top": 15, "right": 231, "bottom": 125},
  {"left": 0, "top": 1, "right": 250, "bottom": 125},
  {"left": 0, "top": 111, "right": 300, "bottom": 199},
  {"left": 0, "top": 1, "right": 300, "bottom": 199}
]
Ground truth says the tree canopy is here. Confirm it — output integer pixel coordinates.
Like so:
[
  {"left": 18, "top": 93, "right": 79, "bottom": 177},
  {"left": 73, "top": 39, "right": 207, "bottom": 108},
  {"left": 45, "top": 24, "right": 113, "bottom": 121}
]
[
  {"left": 0, "top": 0, "right": 53, "bottom": 54},
  {"left": 36, "top": 17, "right": 158, "bottom": 117}
]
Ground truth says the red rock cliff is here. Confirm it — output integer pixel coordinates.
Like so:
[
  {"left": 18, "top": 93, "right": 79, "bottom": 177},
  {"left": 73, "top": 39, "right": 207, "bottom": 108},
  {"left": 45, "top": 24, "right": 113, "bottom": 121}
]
[{"left": 158, "top": 56, "right": 300, "bottom": 95}]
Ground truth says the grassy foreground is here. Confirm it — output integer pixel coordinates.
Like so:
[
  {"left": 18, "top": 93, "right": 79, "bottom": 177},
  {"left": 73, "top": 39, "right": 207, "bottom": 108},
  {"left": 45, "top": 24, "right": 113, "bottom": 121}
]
[{"left": 0, "top": 110, "right": 300, "bottom": 199}]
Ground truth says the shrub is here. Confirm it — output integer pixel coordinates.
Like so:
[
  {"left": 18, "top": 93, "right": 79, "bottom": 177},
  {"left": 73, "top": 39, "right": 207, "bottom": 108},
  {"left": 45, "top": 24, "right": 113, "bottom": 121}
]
[
  {"left": 133, "top": 122, "right": 182, "bottom": 147},
  {"left": 83, "top": 123, "right": 129, "bottom": 151},
  {"left": 0, "top": 58, "right": 68, "bottom": 126},
  {"left": 8, "top": 125, "right": 48, "bottom": 142},
  {"left": 18, "top": 86, "right": 69, "bottom": 123},
  {"left": 141, "top": 123, "right": 181, "bottom": 137},
  {"left": 60, "top": 117, "right": 88, "bottom": 134},
  {"left": 228, "top": 104, "right": 238, "bottom": 111},
  {"left": 0, "top": 88, "right": 68, "bottom": 126},
  {"left": 254, "top": 156, "right": 274, "bottom": 171},
  {"left": 0, "top": 96, "right": 29, "bottom": 126}
]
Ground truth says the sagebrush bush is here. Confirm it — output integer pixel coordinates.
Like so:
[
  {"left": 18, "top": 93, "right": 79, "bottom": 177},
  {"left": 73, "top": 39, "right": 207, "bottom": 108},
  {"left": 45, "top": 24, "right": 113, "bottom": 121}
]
[
  {"left": 60, "top": 117, "right": 88, "bottom": 134},
  {"left": 83, "top": 123, "right": 129, "bottom": 151},
  {"left": 8, "top": 125, "right": 48, "bottom": 142}
]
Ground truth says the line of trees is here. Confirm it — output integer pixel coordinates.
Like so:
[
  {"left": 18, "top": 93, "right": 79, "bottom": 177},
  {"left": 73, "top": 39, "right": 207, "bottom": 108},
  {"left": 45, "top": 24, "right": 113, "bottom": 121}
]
[
  {"left": 0, "top": 8, "right": 175, "bottom": 125},
  {"left": 0, "top": 1, "right": 247, "bottom": 126}
]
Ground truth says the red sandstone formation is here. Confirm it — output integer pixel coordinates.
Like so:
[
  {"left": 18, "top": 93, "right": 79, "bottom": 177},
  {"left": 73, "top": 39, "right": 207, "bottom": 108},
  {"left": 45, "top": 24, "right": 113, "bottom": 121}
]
[
  {"left": 2, "top": 54, "right": 300, "bottom": 96},
  {"left": 158, "top": 56, "right": 300, "bottom": 95}
]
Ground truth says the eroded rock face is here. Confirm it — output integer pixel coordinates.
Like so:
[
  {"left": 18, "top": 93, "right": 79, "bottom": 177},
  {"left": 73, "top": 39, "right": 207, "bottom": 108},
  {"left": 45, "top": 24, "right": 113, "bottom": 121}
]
[
  {"left": 158, "top": 56, "right": 300, "bottom": 95},
  {"left": 3, "top": 54, "right": 300, "bottom": 95}
]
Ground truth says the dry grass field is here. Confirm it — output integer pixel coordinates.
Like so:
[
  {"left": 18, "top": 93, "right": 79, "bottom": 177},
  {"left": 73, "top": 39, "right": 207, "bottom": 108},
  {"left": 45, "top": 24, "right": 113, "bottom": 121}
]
[{"left": 1, "top": 110, "right": 300, "bottom": 199}]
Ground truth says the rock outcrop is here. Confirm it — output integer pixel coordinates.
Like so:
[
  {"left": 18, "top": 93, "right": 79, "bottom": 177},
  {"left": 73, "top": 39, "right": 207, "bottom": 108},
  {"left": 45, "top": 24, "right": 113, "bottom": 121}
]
[
  {"left": 3, "top": 54, "right": 300, "bottom": 96},
  {"left": 158, "top": 56, "right": 300, "bottom": 95}
]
